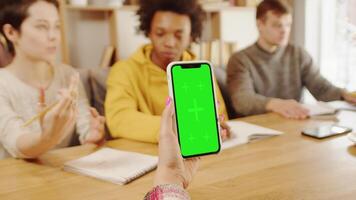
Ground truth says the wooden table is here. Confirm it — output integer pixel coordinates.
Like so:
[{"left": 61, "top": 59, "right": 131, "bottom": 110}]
[{"left": 1, "top": 111, "right": 356, "bottom": 200}]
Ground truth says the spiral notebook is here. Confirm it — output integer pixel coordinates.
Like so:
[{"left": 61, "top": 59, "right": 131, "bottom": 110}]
[{"left": 63, "top": 148, "right": 158, "bottom": 185}]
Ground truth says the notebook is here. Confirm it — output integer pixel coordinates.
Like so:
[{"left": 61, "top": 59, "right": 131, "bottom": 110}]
[
  {"left": 302, "top": 102, "right": 336, "bottom": 116},
  {"left": 63, "top": 148, "right": 158, "bottom": 185},
  {"left": 302, "top": 101, "right": 356, "bottom": 118},
  {"left": 327, "top": 101, "right": 356, "bottom": 112},
  {"left": 222, "top": 121, "right": 283, "bottom": 150}
]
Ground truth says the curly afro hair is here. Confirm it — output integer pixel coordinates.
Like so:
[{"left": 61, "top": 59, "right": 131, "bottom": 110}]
[{"left": 136, "top": 0, "right": 206, "bottom": 42}]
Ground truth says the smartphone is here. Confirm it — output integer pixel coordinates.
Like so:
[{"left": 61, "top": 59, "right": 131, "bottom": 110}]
[
  {"left": 167, "top": 61, "right": 221, "bottom": 158},
  {"left": 302, "top": 125, "right": 352, "bottom": 139}
]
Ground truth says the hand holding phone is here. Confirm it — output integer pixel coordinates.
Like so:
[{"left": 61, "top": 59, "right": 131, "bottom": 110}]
[{"left": 167, "top": 61, "right": 221, "bottom": 158}]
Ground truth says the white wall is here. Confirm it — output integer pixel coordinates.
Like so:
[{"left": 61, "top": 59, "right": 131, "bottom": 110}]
[
  {"left": 66, "top": 11, "right": 111, "bottom": 68},
  {"left": 291, "top": 0, "right": 327, "bottom": 66},
  {"left": 292, "top": 0, "right": 306, "bottom": 46},
  {"left": 220, "top": 8, "right": 258, "bottom": 50},
  {"left": 116, "top": 10, "right": 149, "bottom": 60},
  {"left": 304, "top": 0, "right": 322, "bottom": 66}
]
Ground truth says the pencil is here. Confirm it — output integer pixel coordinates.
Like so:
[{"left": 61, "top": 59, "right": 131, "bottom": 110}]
[
  {"left": 22, "top": 74, "right": 79, "bottom": 127},
  {"left": 21, "top": 101, "right": 59, "bottom": 127}
]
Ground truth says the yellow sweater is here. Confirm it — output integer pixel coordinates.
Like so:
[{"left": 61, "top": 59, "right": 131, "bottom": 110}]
[{"left": 105, "top": 45, "right": 228, "bottom": 143}]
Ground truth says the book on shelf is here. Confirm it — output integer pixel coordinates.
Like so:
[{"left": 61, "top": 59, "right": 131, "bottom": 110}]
[{"left": 100, "top": 46, "right": 115, "bottom": 68}]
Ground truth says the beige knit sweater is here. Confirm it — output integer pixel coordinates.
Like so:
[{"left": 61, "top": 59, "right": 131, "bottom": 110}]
[{"left": 0, "top": 64, "right": 91, "bottom": 159}]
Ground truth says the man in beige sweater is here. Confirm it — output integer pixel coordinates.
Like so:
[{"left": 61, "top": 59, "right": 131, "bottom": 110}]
[{"left": 227, "top": 0, "right": 356, "bottom": 119}]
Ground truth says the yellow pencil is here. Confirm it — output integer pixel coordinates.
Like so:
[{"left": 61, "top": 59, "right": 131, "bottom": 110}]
[
  {"left": 21, "top": 101, "right": 59, "bottom": 128},
  {"left": 22, "top": 74, "right": 79, "bottom": 127}
]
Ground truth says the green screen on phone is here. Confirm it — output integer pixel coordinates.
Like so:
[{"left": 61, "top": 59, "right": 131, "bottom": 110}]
[{"left": 171, "top": 63, "right": 220, "bottom": 158}]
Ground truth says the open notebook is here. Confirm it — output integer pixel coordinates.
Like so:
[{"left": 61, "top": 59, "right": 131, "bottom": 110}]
[
  {"left": 327, "top": 101, "right": 356, "bottom": 112},
  {"left": 303, "top": 101, "right": 356, "bottom": 116},
  {"left": 302, "top": 102, "right": 336, "bottom": 116},
  {"left": 222, "top": 121, "right": 283, "bottom": 150},
  {"left": 63, "top": 148, "right": 158, "bottom": 185}
]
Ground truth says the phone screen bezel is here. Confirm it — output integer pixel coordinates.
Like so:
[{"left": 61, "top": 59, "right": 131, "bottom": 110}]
[{"left": 170, "top": 62, "right": 221, "bottom": 158}]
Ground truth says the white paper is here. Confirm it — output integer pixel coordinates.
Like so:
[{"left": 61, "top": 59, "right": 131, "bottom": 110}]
[
  {"left": 222, "top": 121, "right": 283, "bottom": 150},
  {"left": 303, "top": 102, "right": 336, "bottom": 116},
  {"left": 327, "top": 101, "right": 356, "bottom": 112},
  {"left": 64, "top": 148, "right": 158, "bottom": 185}
]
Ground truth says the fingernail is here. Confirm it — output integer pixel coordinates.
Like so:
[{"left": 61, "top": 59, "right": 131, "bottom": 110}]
[
  {"left": 221, "top": 115, "right": 225, "bottom": 121},
  {"left": 166, "top": 97, "right": 171, "bottom": 106}
]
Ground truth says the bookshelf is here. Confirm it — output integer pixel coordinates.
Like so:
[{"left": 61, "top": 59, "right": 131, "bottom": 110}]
[
  {"left": 59, "top": 2, "right": 139, "bottom": 65},
  {"left": 59, "top": 1, "right": 257, "bottom": 68},
  {"left": 64, "top": 4, "right": 138, "bottom": 11}
]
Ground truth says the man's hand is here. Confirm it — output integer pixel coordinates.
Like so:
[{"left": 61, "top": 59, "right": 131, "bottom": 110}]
[
  {"left": 219, "top": 115, "right": 231, "bottom": 142},
  {"left": 266, "top": 98, "right": 309, "bottom": 120},
  {"left": 342, "top": 90, "right": 356, "bottom": 105}
]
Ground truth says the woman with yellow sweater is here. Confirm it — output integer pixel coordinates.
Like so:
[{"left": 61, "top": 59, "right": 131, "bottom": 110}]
[{"left": 105, "top": 0, "right": 228, "bottom": 143}]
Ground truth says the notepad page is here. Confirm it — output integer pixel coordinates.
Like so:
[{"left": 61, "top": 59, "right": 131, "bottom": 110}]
[
  {"left": 222, "top": 121, "right": 283, "bottom": 150},
  {"left": 64, "top": 148, "right": 158, "bottom": 185},
  {"left": 302, "top": 102, "right": 336, "bottom": 116},
  {"left": 327, "top": 101, "right": 356, "bottom": 112}
]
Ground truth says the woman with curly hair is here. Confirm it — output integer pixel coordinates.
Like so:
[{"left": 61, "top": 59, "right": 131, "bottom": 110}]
[{"left": 105, "top": 0, "right": 229, "bottom": 144}]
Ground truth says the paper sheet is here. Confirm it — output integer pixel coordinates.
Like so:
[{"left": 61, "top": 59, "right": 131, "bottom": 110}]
[
  {"left": 222, "top": 121, "right": 283, "bottom": 150},
  {"left": 64, "top": 148, "right": 158, "bottom": 185}
]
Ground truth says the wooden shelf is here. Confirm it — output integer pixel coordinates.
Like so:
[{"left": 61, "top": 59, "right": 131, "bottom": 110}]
[
  {"left": 204, "top": 6, "right": 255, "bottom": 12},
  {"left": 65, "top": 4, "right": 243, "bottom": 13},
  {"left": 60, "top": 3, "right": 132, "bottom": 64},
  {"left": 64, "top": 5, "right": 138, "bottom": 12},
  {"left": 60, "top": 1, "right": 253, "bottom": 67}
]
